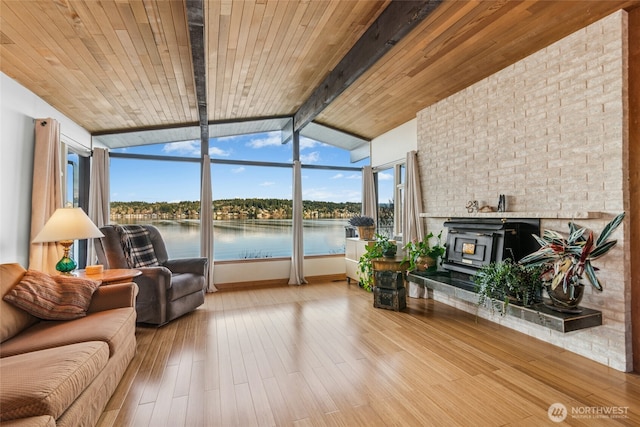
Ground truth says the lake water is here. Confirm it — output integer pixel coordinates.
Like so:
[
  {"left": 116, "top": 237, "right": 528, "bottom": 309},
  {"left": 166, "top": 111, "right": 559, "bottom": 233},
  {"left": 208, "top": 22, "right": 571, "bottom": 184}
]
[{"left": 116, "top": 218, "right": 349, "bottom": 260}]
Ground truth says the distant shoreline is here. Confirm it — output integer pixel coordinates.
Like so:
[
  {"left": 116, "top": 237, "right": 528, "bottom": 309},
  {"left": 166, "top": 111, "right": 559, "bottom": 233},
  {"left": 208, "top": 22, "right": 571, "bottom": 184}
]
[{"left": 110, "top": 198, "right": 361, "bottom": 221}]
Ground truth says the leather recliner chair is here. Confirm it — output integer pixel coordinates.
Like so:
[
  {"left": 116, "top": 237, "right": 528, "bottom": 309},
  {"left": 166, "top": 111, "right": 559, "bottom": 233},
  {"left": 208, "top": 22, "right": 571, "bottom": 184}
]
[{"left": 95, "top": 225, "right": 207, "bottom": 326}]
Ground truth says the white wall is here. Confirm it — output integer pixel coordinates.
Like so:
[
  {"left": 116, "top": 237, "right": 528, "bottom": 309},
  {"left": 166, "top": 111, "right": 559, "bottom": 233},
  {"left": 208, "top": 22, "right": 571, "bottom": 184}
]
[
  {"left": 0, "top": 73, "right": 91, "bottom": 266},
  {"left": 370, "top": 118, "right": 417, "bottom": 167},
  {"left": 214, "top": 255, "right": 345, "bottom": 285}
]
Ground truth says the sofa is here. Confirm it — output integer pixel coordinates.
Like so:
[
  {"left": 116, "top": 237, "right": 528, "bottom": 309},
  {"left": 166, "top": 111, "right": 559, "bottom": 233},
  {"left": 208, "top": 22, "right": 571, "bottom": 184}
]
[
  {"left": 95, "top": 224, "right": 207, "bottom": 325},
  {"left": 0, "top": 263, "right": 137, "bottom": 427}
]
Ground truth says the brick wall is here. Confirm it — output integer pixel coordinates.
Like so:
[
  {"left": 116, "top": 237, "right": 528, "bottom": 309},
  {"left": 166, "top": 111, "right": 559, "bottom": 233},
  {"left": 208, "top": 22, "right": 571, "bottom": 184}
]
[{"left": 416, "top": 11, "right": 631, "bottom": 371}]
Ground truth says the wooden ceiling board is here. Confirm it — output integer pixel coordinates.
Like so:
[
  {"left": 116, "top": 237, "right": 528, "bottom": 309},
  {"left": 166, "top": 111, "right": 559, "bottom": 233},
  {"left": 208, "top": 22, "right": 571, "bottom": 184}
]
[
  {"left": 315, "top": 1, "right": 528, "bottom": 133},
  {"left": 317, "top": 0, "right": 640, "bottom": 139},
  {"left": 205, "top": 0, "right": 389, "bottom": 122},
  {"left": 0, "top": 0, "right": 198, "bottom": 132}
]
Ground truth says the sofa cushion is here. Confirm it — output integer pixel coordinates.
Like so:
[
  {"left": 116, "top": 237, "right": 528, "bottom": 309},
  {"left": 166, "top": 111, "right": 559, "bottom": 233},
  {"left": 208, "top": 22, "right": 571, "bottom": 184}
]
[
  {"left": 116, "top": 225, "right": 159, "bottom": 268},
  {"left": 3, "top": 270, "right": 100, "bottom": 320},
  {"left": 0, "top": 307, "right": 135, "bottom": 358},
  {"left": 0, "top": 264, "right": 37, "bottom": 343},
  {"left": 0, "top": 341, "right": 109, "bottom": 422},
  {"left": 1, "top": 415, "right": 56, "bottom": 427}
]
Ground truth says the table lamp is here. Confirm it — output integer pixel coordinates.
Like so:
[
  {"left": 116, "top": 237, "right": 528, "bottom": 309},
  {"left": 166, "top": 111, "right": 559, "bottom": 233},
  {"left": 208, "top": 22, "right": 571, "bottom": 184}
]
[{"left": 32, "top": 207, "right": 105, "bottom": 274}]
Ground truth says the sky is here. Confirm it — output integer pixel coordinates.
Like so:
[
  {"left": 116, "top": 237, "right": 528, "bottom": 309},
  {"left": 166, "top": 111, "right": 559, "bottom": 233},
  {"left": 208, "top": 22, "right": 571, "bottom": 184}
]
[{"left": 109, "top": 131, "right": 394, "bottom": 204}]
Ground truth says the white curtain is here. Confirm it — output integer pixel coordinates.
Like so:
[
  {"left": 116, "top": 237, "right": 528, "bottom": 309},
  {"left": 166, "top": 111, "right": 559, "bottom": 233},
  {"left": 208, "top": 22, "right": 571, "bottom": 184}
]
[
  {"left": 29, "top": 119, "right": 63, "bottom": 273},
  {"left": 201, "top": 154, "right": 217, "bottom": 292},
  {"left": 87, "top": 148, "right": 110, "bottom": 265},
  {"left": 361, "top": 165, "right": 377, "bottom": 223},
  {"left": 403, "top": 150, "right": 427, "bottom": 298},
  {"left": 289, "top": 160, "right": 307, "bottom": 285}
]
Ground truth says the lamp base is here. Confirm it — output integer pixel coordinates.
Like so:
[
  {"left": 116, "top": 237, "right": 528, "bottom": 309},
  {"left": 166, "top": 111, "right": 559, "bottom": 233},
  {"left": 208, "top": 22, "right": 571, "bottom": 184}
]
[
  {"left": 56, "top": 240, "right": 77, "bottom": 275},
  {"left": 56, "top": 256, "right": 77, "bottom": 275}
]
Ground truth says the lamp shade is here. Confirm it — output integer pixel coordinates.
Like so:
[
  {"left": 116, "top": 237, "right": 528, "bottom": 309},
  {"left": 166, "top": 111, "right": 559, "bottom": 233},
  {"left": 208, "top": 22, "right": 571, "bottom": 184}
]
[{"left": 33, "top": 207, "right": 104, "bottom": 243}]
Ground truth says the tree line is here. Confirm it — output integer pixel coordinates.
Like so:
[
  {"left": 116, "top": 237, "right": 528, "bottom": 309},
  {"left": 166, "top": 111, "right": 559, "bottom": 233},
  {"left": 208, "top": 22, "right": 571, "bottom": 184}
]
[{"left": 110, "top": 199, "right": 362, "bottom": 220}]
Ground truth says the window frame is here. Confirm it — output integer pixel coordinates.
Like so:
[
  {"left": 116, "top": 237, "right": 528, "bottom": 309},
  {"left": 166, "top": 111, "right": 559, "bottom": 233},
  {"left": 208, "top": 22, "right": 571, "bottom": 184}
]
[
  {"left": 61, "top": 141, "right": 91, "bottom": 267},
  {"left": 107, "top": 137, "right": 365, "bottom": 261},
  {"left": 373, "top": 160, "right": 405, "bottom": 240}
]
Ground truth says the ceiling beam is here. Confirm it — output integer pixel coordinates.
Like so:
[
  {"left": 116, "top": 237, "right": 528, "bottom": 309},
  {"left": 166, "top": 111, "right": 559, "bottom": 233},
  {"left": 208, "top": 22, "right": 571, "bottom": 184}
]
[
  {"left": 186, "top": 0, "right": 208, "bottom": 149},
  {"left": 293, "top": 0, "right": 443, "bottom": 132}
]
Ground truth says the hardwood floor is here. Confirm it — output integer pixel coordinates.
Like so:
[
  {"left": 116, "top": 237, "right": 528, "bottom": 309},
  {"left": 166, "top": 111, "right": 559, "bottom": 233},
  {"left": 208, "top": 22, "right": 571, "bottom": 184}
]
[{"left": 97, "top": 281, "right": 640, "bottom": 426}]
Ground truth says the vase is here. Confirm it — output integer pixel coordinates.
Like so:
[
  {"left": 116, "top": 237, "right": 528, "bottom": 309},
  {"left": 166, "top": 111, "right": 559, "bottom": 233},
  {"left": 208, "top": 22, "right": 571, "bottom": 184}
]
[
  {"left": 357, "top": 226, "right": 375, "bottom": 240},
  {"left": 545, "top": 282, "right": 585, "bottom": 313},
  {"left": 415, "top": 256, "right": 436, "bottom": 271}
]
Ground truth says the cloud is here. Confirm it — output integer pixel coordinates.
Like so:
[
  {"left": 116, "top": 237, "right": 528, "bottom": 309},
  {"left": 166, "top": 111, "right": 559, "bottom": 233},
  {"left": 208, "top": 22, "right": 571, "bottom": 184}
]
[
  {"left": 260, "top": 181, "right": 275, "bottom": 187},
  {"left": 300, "top": 151, "right": 320, "bottom": 163},
  {"left": 246, "top": 132, "right": 281, "bottom": 148},
  {"left": 299, "top": 136, "right": 321, "bottom": 150},
  {"left": 209, "top": 146, "right": 231, "bottom": 157},
  {"left": 216, "top": 135, "right": 236, "bottom": 142},
  {"left": 331, "top": 173, "right": 344, "bottom": 179},
  {"left": 231, "top": 167, "right": 245, "bottom": 173},
  {"left": 346, "top": 174, "right": 360, "bottom": 179},
  {"left": 302, "top": 187, "right": 361, "bottom": 202},
  {"left": 378, "top": 172, "right": 394, "bottom": 181},
  {"left": 158, "top": 140, "right": 232, "bottom": 157},
  {"left": 162, "top": 140, "right": 200, "bottom": 156}
]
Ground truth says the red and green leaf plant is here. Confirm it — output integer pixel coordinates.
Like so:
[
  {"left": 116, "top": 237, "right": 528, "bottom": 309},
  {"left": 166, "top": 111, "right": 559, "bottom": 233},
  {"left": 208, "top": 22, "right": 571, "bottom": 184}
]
[{"left": 519, "top": 213, "right": 625, "bottom": 299}]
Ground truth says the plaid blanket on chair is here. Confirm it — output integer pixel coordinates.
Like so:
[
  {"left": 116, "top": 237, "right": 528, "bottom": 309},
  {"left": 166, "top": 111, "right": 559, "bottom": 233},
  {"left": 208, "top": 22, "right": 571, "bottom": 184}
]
[{"left": 115, "top": 225, "right": 160, "bottom": 268}]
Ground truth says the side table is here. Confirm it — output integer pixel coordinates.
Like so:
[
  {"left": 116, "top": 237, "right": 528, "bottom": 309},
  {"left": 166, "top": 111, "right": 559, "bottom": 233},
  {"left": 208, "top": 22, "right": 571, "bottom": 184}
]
[
  {"left": 371, "top": 256, "right": 409, "bottom": 311},
  {"left": 75, "top": 268, "right": 141, "bottom": 285}
]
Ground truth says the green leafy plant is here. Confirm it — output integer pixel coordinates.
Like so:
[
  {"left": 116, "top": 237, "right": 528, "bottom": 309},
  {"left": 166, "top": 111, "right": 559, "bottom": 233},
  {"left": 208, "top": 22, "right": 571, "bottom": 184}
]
[
  {"left": 403, "top": 231, "right": 446, "bottom": 272},
  {"left": 357, "top": 234, "right": 396, "bottom": 291},
  {"left": 519, "top": 213, "right": 625, "bottom": 297},
  {"left": 473, "top": 260, "right": 543, "bottom": 315},
  {"left": 378, "top": 234, "right": 397, "bottom": 257}
]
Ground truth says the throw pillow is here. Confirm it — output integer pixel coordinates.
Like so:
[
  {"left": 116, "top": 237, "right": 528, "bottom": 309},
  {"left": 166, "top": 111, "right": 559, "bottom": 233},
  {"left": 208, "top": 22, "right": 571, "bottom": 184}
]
[
  {"left": 3, "top": 270, "right": 101, "bottom": 320},
  {"left": 115, "top": 225, "right": 159, "bottom": 268}
]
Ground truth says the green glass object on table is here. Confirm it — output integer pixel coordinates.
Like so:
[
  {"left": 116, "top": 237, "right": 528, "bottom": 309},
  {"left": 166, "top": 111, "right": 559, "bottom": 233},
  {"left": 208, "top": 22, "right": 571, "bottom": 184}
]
[{"left": 54, "top": 243, "right": 77, "bottom": 274}]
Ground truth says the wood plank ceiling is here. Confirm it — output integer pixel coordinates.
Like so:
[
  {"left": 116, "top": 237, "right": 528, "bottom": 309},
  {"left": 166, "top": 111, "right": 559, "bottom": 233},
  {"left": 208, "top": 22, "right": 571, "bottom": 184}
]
[{"left": 1, "top": 0, "right": 639, "bottom": 144}]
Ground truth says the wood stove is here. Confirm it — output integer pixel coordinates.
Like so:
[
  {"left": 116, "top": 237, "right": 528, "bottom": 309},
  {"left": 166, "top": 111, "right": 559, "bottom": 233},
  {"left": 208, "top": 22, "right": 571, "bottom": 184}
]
[{"left": 442, "top": 218, "right": 540, "bottom": 282}]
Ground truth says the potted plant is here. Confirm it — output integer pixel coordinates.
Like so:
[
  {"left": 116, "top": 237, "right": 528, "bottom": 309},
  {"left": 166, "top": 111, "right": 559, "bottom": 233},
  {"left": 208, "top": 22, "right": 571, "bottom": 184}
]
[
  {"left": 377, "top": 234, "right": 397, "bottom": 257},
  {"left": 403, "top": 231, "right": 446, "bottom": 272},
  {"left": 357, "top": 234, "right": 396, "bottom": 291},
  {"left": 519, "top": 212, "right": 625, "bottom": 312},
  {"left": 348, "top": 215, "right": 376, "bottom": 240},
  {"left": 473, "top": 260, "right": 543, "bottom": 315}
]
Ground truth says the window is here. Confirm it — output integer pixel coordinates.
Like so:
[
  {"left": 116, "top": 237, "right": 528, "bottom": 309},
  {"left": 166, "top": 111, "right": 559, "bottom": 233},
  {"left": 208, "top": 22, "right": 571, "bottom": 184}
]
[
  {"left": 396, "top": 164, "right": 405, "bottom": 238},
  {"left": 109, "top": 155, "right": 201, "bottom": 259},
  {"left": 66, "top": 151, "right": 79, "bottom": 207},
  {"left": 107, "top": 131, "right": 367, "bottom": 261},
  {"left": 376, "top": 167, "right": 395, "bottom": 238},
  {"left": 110, "top": 140, "right": 201, "bottom": 158},
  {"left": 62, "top": 142, "right": 90, "bottom": 266},
  {"left": 301, "top": 168, "right": 362, "bottom": 256},
  {"left": 211, "top": 131, "right": 290, "bottom": 162},
  {"left": 375, "top": 163, "right": 405, "bottom": 240},
  {"left": 211, "top": 163, "right": 293, "bottom": 260}
]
